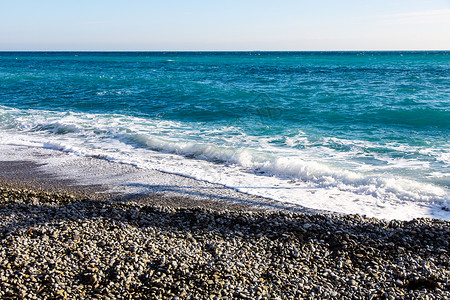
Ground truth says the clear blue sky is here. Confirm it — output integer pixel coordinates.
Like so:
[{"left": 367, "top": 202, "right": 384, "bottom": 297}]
[{"left": 1, "top": 0, "right": 449, "bottom": 51}]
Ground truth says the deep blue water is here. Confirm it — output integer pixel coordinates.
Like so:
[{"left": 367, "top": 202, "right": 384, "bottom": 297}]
[{"left": 0, "top": 51, "right": 449, "bottom": 219}]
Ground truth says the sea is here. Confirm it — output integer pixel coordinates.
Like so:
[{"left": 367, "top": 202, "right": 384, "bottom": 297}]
[{"left": 0, "top": 51, "right": 449, "bottom": 220}]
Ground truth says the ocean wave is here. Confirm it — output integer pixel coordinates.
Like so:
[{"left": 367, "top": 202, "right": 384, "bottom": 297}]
[
  {"left": 363, "top": 108, "right": 450, "bottom": 127},
  {"left": 29, "top": 134, "right": 450, "bottom": 211},
  {"left": 105, "top": 130, "right": 449, "bottom": 207},
  {"left": 0, "top": 106, "right": 448, "bottom": 212}
]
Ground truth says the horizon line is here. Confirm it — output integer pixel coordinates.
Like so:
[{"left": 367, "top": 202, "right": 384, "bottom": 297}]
[{"left": 1, "top": 49, "right": 449, "bottom": 52}]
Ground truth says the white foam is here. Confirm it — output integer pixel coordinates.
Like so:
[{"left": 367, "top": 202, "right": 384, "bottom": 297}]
[{"left": 0, "top": 106, "right": 448, "bottom": 220}]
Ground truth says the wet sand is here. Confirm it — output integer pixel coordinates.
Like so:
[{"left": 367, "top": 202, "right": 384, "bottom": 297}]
[{"left": 0, "top": 144, "right": 320, "bottom": 213}]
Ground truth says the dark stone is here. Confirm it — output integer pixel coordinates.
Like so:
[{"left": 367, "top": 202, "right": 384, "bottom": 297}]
[{"left": 407, "top": 278, "right": 439, "bottom": 290}]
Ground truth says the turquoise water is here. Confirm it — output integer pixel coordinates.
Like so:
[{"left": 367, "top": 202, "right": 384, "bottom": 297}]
[{"left": 0, "top": 51, "right": 449, "bottom": 219}]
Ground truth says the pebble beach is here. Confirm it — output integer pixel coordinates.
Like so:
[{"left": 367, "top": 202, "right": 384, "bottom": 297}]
[{"left": 0, "top": 155, "right": 449, "bottom": 299}]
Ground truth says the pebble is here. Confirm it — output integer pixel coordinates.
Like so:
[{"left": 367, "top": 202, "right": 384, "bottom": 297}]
[{"left": 0, "top": 186, "right": 449, "bottom": 299}]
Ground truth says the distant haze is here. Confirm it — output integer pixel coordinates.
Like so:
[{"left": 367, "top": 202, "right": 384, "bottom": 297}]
[{"left": 1, "top": 0, "right": 449, "bottom": 51}]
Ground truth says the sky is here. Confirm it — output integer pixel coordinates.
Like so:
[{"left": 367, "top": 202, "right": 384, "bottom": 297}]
[{"left": 1, "top": 0, "right": 450, "bottom": 51}]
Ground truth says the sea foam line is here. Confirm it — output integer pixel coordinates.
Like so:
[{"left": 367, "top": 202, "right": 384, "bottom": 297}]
[{"left": 1, "top": 106, "right": 448, "bottom": 210}]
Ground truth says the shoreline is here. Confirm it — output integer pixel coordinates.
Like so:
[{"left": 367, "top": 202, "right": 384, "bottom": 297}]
[
  {"left": 1, "top": 135, "right": 448, "bottom": 221},
  {"left": 0, "top": 143, "right": 327, "bottom": 214},
  {"left": 0, "top": 149, "right": 449, "bottom": 298}
]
